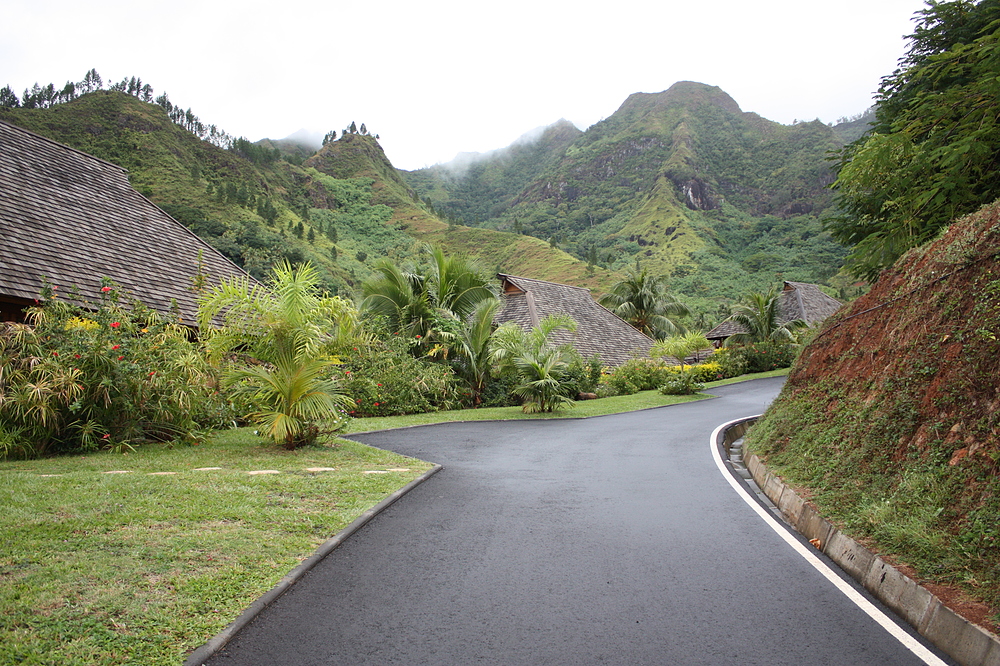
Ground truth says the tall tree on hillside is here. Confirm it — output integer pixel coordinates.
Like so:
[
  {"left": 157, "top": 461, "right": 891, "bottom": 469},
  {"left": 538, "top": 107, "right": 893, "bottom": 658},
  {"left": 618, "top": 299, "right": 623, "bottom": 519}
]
[
  {"left": 598, "top": 268, "right": 689, "bottom": 340},
  {"left": 79, "top": 68, "right": 103, "bottom": 94},
  {"left": 828, "top": 0, "right": 1000, "bottom": 280},
  {"left": 0, "top": 85, "right": 19, "bottom": 108}
]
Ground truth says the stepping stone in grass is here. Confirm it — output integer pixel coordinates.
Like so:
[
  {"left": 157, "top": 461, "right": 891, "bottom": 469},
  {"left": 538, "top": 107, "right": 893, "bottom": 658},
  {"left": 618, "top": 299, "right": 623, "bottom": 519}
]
[
  {"left": 305, "top": 467, "right": 338, "bottom": 472},
  {"left": 147, "top": 472, "right": 178, "bottom": 476},
  {"left": 193, "top": 467, "right": 223, "bottom": 471},
  {"left": 247, "top": 470, "right": 281, "bottom": 475}
]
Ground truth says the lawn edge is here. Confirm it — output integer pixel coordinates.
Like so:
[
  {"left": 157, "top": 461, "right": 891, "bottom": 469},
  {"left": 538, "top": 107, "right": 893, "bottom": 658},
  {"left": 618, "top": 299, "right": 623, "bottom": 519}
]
[{"left": 182, "top": 462, "right": 443, "bottom": 666}]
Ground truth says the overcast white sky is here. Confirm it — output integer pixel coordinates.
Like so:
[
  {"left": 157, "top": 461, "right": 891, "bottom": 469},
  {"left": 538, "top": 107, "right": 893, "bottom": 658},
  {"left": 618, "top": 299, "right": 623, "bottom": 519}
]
[{"left": 3, "top": 0, "right": 928, "bottom": 171}]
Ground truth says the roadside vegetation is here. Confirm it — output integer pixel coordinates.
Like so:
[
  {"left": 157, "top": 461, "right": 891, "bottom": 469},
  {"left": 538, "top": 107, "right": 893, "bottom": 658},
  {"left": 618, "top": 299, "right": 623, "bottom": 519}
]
[
  {"left": 0, "top": 245, "right": 799, "bottom": 664},
  {"left": 747, "top": 0, "right": 1000, "bottom": 630}
]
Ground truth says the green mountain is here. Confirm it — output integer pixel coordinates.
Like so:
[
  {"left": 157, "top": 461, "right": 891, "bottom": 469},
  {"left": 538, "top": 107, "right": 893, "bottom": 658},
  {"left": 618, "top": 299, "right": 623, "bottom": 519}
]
[
  {"left": 405, "top": 81, "right": 856, "bottom": 319},
  {"left": 2, "top": 78, "right": 866, "bottom": 321},
  {"left": 0, "top": 89, "right": 613, "bottom": 298}
]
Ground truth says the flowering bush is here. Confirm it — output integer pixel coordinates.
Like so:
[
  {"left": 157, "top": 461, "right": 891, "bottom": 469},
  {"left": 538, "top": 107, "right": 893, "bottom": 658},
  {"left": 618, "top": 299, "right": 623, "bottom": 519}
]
[
  {"left": 689, "top": 361, "right": 725, "bottom": 383},
  {"left": 706, "top": 347, "right": 747, "bottom": 378},
  {"left": 0, "top": 283, "right": 236, "bottom": 459},
  {"left": 598, "top": 358, "right": 674, "bottom": 397}
]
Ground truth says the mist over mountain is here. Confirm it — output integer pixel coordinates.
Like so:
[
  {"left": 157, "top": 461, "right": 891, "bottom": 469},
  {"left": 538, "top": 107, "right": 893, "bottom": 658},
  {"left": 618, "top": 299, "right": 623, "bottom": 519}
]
[{"left": 404, "top": 81, "right": 863, "bottom": 319}]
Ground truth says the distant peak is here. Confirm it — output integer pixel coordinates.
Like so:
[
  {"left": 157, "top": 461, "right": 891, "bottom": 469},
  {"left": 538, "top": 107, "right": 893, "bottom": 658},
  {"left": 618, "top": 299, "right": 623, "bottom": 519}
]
[{"left": 621, "top": 81, "right": 742, "bottom": 116}]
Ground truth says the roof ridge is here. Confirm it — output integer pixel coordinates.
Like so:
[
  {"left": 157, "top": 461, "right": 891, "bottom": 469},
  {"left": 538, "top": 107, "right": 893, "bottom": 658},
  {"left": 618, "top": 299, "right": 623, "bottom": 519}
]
[{"left": 496, "top": 273, "right": 593, "bottom": 293}]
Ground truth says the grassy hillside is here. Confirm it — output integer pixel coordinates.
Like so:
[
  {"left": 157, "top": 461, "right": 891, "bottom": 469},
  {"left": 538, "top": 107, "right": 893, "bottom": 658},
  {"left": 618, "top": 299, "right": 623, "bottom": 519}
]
[
  {"left": 404, "top": 82, "right": 851, "bottom": 319},
  {"left": 746, "top": 199, "right": 1000, "bottom": 629},
  {"left": 2, "top": 91, "right": 607, "bottom": 299}
]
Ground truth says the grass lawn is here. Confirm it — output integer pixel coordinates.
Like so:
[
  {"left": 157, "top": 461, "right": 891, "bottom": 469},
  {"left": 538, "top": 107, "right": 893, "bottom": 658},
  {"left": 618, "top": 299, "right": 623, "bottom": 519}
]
[
  {"left": 0, "top": 368, "right": 787, "bottom": 665},
  {"left": 0, "top": 430, "right": 432, "bottom": 666}
]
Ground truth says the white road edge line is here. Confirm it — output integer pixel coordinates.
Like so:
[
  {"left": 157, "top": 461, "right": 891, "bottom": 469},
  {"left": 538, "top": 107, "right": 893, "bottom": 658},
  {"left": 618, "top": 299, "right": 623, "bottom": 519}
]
[{"left": 710, "top": 417, "right": 948, "bottom": 666}]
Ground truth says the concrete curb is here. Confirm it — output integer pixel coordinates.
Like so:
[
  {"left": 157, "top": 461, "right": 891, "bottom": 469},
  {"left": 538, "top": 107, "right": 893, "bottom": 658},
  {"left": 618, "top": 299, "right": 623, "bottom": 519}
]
[
  {"left": 182, "top": 463, "right": 443, "bottom": 666},
  {"left": 720, "top": 417, "right": 1000, "bottom": 666}
]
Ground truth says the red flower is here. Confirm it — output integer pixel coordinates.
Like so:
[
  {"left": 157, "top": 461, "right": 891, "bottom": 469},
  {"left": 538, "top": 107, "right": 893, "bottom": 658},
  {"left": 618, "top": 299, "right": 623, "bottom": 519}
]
[
  {"left": 110, "top": 322, "right": 121, "bottom": 329},
  {"left": 74, "top": 354, "right": 81, "bottom": 359},
  {"left": 415, "top": 335, "right": 421, "bottom": 339},
  {"left": 101, "top": 286, "right": 112, "bottom": 293},
  {"left": 112, "top": 345, "right": 120, "bottom": 350},
  {"left": 51, "top": 351, "right": 59, "bottom": 356},
  {"left": 149, "top": 371, "right": 155, "bottom": 376},
  {"left": 374, "top": 402, "right": 380, "bottom": 406},
  {"left": 377, "top": 383, "right": 382, "bottom": 387},
  {"left": 117, "top": 355, "right": 124, "bottom": 361},
  {"left": 102, "top": 434, "right": 110, "bottom": 440}
]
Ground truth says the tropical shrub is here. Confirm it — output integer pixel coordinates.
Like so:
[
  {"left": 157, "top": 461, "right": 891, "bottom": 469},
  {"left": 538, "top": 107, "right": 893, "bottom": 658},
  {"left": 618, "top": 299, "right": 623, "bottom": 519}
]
[
  {"left": 0, "top": 285, "right": 230, "bottom": 459},
  {"left": 729, "top": 340, "right": 797, "bottom": 373},
  {"left": 624, "top": 358, "right": 674, "bottom": 391},
  {"left": 689, "top": 361, "right": 725, "bottom": 383},
  {"left": 198, "top": 261, "right": 356, "bottom": 449},
  {"left": 659, "top": 371, "right": 704, "bottom": 395},
  {"left": 339, "top": 336, "right": 462, "bottom": 417},
  {"left": 561, "top": 354, "right": 603, "bottom": 396},
  {"left": 599, "top": 371, "right": 639, "bottom": 398},
  {"left": 707, "top": 347, "right": 747, "bottom": 378},
  {"left": 478, "top": 372, "right": 520, "bottom": 408},
  {"left": 490, "top": 314, "right": 578, "bottom": 413}
]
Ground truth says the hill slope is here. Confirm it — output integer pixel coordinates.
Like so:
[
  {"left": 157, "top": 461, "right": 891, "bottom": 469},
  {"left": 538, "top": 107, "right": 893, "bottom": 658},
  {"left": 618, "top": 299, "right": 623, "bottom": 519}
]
[
  {"left": 746, "top": 199, "right": 1000, "bottom": 629},
  {"left": 405, "top": 81, "right": 853, "bottom": 317},
  {"left": 1, "top": 91, "right": 612, "bottom": 297}
]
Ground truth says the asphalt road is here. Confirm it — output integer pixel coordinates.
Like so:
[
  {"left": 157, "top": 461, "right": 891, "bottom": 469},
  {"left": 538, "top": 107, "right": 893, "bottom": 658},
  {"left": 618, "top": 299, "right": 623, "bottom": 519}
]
[{"left": 205, "top": 377, "right": 952, "bottom": 665}]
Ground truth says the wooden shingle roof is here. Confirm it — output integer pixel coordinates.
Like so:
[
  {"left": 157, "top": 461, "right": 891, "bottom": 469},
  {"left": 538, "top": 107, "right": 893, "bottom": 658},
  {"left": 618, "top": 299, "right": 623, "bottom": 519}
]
[
  {"left": 0, "top": 119, "right": 251, "bottom": 324},
  {"left": 706, "top": 281, "right": 842, "bottom": 341},
  {"left": 496, "top": 273, "right": 655, "bottom": 366}
]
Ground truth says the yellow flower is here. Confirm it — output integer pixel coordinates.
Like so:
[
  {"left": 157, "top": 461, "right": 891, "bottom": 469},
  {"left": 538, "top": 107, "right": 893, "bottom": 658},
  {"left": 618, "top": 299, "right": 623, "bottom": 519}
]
[{"left": 64, "top": 317, "right": 100, "bottom": 332}]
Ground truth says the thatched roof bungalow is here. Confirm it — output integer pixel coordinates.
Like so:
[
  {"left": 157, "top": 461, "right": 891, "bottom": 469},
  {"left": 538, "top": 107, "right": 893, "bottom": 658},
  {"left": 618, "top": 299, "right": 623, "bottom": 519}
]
[
  {"left": 706, "top": 281, "right": 842, "bottom": 346},
  {"left": 495, "top": 273, "right": 655, "bottom": 367},
  {"left": 0, "top": 119, "right": 251, "bottom": 324}
]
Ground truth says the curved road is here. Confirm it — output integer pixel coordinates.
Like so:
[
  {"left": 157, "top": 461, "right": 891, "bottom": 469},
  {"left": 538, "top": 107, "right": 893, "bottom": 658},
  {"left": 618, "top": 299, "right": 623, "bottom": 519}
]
[{"left": 206, "top": 378, "right": 952, "bottom": 665}]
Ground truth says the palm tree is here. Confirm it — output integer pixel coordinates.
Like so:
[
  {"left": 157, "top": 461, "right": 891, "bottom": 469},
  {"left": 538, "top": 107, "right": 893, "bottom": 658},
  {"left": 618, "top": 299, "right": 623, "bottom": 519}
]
[
  {"left": 197, "top": 261, "right": 356, "bottom": 448},
  {"left": 490, "top": 314, "right": 578, "bottom": 413},
  {"left": 360, "top": 246, "right": 494, "bottom": 354},
  {"left": 723, "top": 287, "right": 807, "bottom": 346},
  {"left": 598, "top": 268, "right": 689, "bottom": 340},
  {"left": 650, "top": 331, "right": 712, "bottom": 366},
  {"left": 360, "top": 259, "right": 433, "bottom": 339},
  {"left": 452, "top": 297, "right": 501, "bottom": 406}
]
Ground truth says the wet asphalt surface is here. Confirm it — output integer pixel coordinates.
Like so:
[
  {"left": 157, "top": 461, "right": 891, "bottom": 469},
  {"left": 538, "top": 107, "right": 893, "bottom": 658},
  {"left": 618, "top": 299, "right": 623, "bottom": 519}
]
[{"left": 206, "top": 377, "right": 951, "bottom": 665}]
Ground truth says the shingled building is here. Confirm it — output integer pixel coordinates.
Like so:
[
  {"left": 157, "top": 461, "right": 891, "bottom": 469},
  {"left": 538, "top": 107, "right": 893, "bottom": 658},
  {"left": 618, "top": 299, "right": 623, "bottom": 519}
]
[
  {"left": 706, "top": 281, "right": 842, "bottom": 346},
  {"left": 495, "top": 273, "right": 655, "bottom": 367},
  {"left": 0, "top": 119, "right": 251, "bottom": 324}
]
